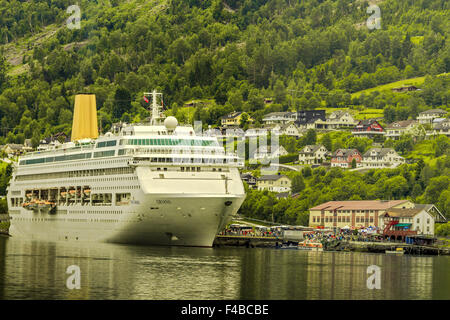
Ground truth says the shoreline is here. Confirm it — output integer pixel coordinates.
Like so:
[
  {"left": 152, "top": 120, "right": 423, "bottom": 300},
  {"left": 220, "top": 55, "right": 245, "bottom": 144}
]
[{"left": 213, "top": 236, "right": 450, "bottom": 255}]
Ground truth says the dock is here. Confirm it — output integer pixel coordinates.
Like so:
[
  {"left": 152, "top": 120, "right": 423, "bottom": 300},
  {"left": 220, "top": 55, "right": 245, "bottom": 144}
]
[
  {"left": 329, "top": 240, "right": 450, "bottom": 255},
  {"left": 213, "top": 235, "right": 281, "bottom": 248}
]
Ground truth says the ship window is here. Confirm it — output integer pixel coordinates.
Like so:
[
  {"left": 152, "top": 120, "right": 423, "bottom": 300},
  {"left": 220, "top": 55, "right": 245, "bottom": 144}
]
[{"left": 106, "top": 140, "right": 117, "bottom": 147}]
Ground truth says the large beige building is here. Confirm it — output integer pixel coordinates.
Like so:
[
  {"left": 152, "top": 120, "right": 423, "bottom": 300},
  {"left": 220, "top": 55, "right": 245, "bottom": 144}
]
[{"left": 309, "top": 200, "right": 414, "bottom": 229}]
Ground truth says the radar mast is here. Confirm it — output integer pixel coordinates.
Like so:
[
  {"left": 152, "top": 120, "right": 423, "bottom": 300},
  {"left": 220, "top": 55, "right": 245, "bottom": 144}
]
[{"left": 144, "top": 90, "right": 165, "bottom": 125}]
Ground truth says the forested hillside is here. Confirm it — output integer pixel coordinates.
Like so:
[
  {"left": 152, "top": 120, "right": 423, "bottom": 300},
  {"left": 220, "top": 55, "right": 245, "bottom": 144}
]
[{"left": 0, "top": 0, "right": 448, "bottom": 145}]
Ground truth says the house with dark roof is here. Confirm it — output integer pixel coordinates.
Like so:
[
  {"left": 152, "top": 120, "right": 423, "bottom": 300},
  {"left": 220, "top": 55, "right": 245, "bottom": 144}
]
[
  {"left": 331, "top": 149, "right": 362, "bottom": 168},
  {"left": 240, "top": 172, "right": 257, "bottom": 188},
  {"left": 298, "top": 144, "right": 328, "bottom": 165},
  {"left": 295, "top": 110, "right": 326, "bottom": 129},
  {"left": 360, "top": 148, "right": 405, "bottom": 168},
  {"left": 352, "top": 119, "right": 385, "bottom": 138},
  {"left": 256, "top": 174, "right": 292, "bottom": 193},
  {"left": 391, "top": 85, "right": 419, "bottom": 93}
]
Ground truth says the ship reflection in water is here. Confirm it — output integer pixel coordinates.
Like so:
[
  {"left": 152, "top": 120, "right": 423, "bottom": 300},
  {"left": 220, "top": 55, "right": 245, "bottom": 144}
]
[{"left": 0, "top": 237, "right": 449, "bottom": 300}]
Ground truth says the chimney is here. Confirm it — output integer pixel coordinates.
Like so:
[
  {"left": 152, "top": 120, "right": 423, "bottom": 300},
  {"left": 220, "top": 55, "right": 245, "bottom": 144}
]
[{"left": 71, "top": 94, "right": 98, "bottom": 141}]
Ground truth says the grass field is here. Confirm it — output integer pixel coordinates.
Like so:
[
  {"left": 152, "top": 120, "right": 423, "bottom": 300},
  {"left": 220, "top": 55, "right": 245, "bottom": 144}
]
[
  {"left": 351, "top": 76, "right": 426, "bottom": 98},
  {"left": 351, "top": 73, "right": 449, "bottom": 99},
  {"left": 322, "top": 107, "right": 384, "bottom": 120}
]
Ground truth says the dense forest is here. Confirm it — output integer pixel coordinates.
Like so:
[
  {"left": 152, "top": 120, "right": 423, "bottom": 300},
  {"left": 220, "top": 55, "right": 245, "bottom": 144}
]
[
  {"left": 0, "top": 0, "right": 449, "bottom": 226},
  {"left": 0, "top": 0, "right": 448, "bottom": 145}
]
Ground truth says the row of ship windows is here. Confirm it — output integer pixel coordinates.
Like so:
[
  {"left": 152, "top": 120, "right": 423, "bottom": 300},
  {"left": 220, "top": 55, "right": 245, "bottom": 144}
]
[
  {"left": 11, "top": 217, "right": 120, "bottom": 223},
  {"left": 119, "top": 138, "right": 218, "bottom": 147},
  {"left": 16, "top": 168, "right": 135, "bottom": 181},
  {"left": 20, "top": 151, "right": 116, "bottom": 165}
]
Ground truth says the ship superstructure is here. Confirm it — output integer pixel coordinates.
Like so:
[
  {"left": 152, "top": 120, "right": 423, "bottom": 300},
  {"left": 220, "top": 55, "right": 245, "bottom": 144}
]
[{"left": 6, "top": 91, "right": 246, "bottom": 246}]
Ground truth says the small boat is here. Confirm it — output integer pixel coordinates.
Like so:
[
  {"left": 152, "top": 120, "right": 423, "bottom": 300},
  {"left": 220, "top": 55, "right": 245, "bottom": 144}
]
[
  {"left": 278, "top": 244, "right": 299, "bottom": 250},
  {"left": 298, "top": 241, "right": 324, "bottom": 252},
  {"left": 23, "top": 200, "right": 38, "bottom": 211},
  {"left": 38, "top": 201, "right": 56, "bottom": 210},
  {"left": 60, "top": 192, "right": 67, "bottom": 197},
  {"left": 83, "top": 189, "right": 91, "bottom": 195},
  {"left": 386, "top": 248, "right": 404, "bottom": 255}
]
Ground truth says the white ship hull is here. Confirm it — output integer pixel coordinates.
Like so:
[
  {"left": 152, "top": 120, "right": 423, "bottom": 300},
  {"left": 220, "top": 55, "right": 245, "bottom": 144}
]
[{"left": 9, "top": 194, "right": 244, "bottom": 247}]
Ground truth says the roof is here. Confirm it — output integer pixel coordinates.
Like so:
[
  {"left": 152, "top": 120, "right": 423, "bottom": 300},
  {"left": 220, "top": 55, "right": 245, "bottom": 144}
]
[
  {"left": 385, "top": 120, "right": 417, "bottom": 129},
  {"left": 332, "top": 149, "right": 360, "bottom": 157},
  {"left": 310, "top": 200, "right": 410, "bottom": 211},
  {"left": 4, "top": 144, "right": 24, "bottom": 150},
  {"left": 299, "top": 145, "right": 324, "bottom": 155},
  {"left": 419, "top": 109, "right": 447, "bottom": 115},
  {"left": 384, "top": 208, "right": 425, "bottom": 218},
  {"left": 263, "top": 112, "right": 296, "bottom": 119},
  {"left": 363, "top": 148, "right": 396, "bottom": 157},
  {"left": 221, "top": 112, "right": 242, "bottom": 120},
  {"left": 258, "top": 174, "right": 289, "bottom": 181}
]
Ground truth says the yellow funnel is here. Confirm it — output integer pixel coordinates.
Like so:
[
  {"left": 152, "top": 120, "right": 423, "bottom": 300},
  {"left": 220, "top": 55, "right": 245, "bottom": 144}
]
[{"left": 71, "top": 94, "right": 98, "bottom": 141}]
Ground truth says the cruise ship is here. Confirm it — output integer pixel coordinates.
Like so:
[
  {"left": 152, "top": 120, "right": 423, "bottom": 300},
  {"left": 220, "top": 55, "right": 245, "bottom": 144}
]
[{"left": 6, "top": 91, "right": 246, "bottom": 247}]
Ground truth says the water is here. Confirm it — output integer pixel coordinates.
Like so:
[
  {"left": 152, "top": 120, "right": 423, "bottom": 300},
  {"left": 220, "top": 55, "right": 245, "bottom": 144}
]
[{"left": 0, "top": 236, "right": 449, "bottom": 300}]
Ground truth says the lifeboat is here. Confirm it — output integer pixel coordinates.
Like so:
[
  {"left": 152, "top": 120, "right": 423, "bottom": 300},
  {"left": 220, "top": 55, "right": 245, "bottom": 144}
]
[
  {"left": 60, "top": 191, "right": 67, "bottom": 197},
  {"left": 23, "top": 200, "right": 38, "bottom": 211},
  {"left": 83, "top": 189, "right": 91, "bottom": 195},
  {"left": 68, "top": 190, "right": 76, "bottom": 197},
  {"left": 39, "top": 201, "right": 56, "bottom": 211}
]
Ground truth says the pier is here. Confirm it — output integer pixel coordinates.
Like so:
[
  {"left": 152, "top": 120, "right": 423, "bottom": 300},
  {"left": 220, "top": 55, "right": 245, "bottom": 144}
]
[
  {"left": 213, "top": 235, "right": 281, "bottom": 248},
  {"left": 326, "top": 240, "right": 450, "bottom": 255}
]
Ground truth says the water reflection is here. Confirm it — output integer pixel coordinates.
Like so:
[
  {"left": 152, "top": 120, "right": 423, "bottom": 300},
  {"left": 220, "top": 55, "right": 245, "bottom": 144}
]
[{"left": 0, "top": 237, "right": 449, "bottom": 300}]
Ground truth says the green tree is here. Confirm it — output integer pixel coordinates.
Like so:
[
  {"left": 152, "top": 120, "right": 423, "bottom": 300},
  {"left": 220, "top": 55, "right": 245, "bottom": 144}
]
[{"left": 291, "top": 173, "right": 305, "bottom": 194}]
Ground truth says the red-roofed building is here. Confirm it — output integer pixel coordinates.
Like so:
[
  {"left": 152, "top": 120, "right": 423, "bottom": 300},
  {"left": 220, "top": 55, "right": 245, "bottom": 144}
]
[{"left": 309, "top": 200, "right": 414, "bottom": 229}]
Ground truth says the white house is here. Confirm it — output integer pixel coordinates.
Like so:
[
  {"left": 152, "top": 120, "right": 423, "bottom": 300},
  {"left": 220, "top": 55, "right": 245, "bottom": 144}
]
[
  {"left": 273, "top": 122, "right": 302, "bottom": 137},
  {"left": 417, "top": 109, "right": 447, "bottom": 124},
  {"left": 254, "top": 145, "right": 288, "bottom": 160},
  {"left": 314, "top": 111, "right": 358, "bottom": 130},
  {"left": 380, "top": 204, "right": 446, "bottom": 236},
  {"left": 385, "top": 120, "right": 426, "bottom": 140},
  {"left": 262, "top": 112, "right": 297, "bottom": 125},
  {"left": 359, "top": 148, "right": 405, "bottom": 168},
  {"left": 298, "top": 145, "right": 328, "bottom": 164},
  {"left": 430, "top": 118, "right": 450, "bottom": 137}
]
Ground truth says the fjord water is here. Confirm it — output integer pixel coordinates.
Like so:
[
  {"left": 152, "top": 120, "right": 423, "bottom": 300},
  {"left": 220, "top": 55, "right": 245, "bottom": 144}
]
[{"left": 0, "top": 237, "right": 449, "bottom": 300}]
